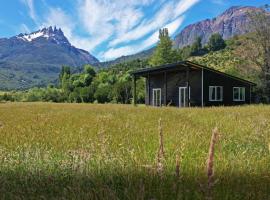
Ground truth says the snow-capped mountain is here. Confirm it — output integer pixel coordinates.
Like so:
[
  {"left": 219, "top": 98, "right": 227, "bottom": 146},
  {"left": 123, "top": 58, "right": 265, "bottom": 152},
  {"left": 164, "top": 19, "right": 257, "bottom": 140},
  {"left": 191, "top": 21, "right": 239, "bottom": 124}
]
[
  {"left": 0, "top": 26, "right": 99, "bottom": 90},
  {"left": 16, "top": 27, "right": 71, "bottom": 45}
]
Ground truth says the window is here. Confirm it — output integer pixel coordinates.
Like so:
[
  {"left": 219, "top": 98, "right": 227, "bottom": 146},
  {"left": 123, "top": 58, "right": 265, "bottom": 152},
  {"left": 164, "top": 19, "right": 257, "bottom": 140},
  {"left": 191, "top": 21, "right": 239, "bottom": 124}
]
[
  {"left": 233, "top": 87, "right": 245, "bottom": 101},
  {"left": 209, "top": 86, "right": 223, "bottom": 101},
  {"left": 153, "top": 88, "right": 161, "bottom": 106}
]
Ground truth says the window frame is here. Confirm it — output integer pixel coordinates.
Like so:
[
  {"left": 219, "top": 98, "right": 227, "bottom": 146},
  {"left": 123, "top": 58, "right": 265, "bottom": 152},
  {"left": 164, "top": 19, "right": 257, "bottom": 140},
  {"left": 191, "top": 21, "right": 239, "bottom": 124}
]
[
  {"left": 209, "top": 86, "right": 223, "bottom": 102},
  {"left": 152, "top": 88, "right": 162, "bottom": 107},
  {"left": 233, "top": 87, "right": 245, "bottom": 101}
]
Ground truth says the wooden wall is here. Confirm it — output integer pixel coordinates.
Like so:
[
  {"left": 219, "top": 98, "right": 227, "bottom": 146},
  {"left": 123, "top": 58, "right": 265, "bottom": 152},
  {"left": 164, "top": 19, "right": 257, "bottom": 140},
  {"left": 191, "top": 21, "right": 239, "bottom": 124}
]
[
  {"left": 203, "top": 69, "right": 251, "bottom": 106},
  {"left": 145, "top": 68, "right": 202, "bottom": 107}
]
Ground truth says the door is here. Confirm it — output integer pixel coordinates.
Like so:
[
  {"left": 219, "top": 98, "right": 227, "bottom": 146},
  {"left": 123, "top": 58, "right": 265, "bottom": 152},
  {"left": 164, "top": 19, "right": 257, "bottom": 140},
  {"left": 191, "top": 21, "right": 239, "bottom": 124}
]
[
  {"left": 153, "top": 88, "right": 161, "bottom": 106},
  {"left": 179, "top": 87, "right": 187, "bottom": 107}
]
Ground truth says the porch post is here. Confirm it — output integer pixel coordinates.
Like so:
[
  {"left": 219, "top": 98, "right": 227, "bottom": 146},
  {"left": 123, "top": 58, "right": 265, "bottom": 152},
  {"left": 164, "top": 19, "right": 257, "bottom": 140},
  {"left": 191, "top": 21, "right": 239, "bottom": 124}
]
[
  {"left": 148, "top": 73, "right": 151, "bottom": 105},
  {"left": 164, "top": 72, "right": 167, "bottom": 106},
  {"left": 133, "top": 75, "right": 137, "bottom": 106},
  {"left": 201, "top": 68, "right": 204, "bottom": 107},
  {"left": 186, "top": 66, "right": 190, "bottom": 107}
]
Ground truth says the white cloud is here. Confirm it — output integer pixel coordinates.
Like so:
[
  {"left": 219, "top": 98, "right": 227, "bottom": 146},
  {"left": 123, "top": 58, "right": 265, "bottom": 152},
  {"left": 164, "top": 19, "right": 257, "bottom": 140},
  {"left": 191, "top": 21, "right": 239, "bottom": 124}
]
[
  {"left": 41, "top": 7, "right": 94, "bottom": 51},
  {"left": 77, "top": 0, "right": 157, "bottom": 51},
  {"left": 21, "top": 0, "right": 38, "bottom": 24},
  {"left": 101, "top": 16, "right": 185, "bottom": 60},
  {"left": 20, "top": 23, "right": 30, "bottom": 33},
  {"left": 109, "top": 0, "right": 199, "bottom": 47}
]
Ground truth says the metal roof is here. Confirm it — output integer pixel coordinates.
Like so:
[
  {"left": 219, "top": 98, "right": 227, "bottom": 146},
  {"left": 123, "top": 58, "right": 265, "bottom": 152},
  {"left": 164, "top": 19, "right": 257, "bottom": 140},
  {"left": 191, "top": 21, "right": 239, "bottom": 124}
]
[{"left": 131, "top": 61, "right": 256, "bottom": 86}]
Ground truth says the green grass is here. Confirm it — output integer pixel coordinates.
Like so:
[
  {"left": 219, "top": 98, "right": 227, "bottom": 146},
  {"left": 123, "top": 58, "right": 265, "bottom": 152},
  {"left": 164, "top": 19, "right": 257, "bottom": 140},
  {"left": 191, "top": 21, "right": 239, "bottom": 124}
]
[{"left": 0, "top": 103, "right": 269, "bottom": 199}]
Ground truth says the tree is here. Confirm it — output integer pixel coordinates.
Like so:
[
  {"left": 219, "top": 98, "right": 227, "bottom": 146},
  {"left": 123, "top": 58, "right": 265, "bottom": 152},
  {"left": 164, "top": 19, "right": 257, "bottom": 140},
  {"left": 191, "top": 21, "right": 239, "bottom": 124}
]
[
  {"left": 190, "top": 37, "right": 202, "bottom": 56},
  {"left": 94, "top": 84, "right": 111, "bottom": 103},
  {"left": 59, "top": 66, "right": 71, "bottom": 87},
  {"left": 149, "top": 28, "right": 178, "bottom": 66},
  {"left": 83, "top": 64, "right": 96, "bottom": 86},
  {"left": 111, "top": 72, "right": 133, "bottom": 104},
  {"left": 247, "top": 5, "right": 270, "bottom": 102},
  {"left": 84, "top": 64, "right": 96, "bottom": 77},
  {"left": 208, "top": 33, "right": 226, "bottom": 51},
  {"left": 178, "top": 45, "right": 192, "bottom": 60}
]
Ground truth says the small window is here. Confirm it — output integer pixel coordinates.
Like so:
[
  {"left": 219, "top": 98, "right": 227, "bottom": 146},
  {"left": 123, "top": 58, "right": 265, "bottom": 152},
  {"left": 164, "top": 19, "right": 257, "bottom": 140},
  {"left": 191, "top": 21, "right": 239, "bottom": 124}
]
[
  {"left": 233, "top": 87, "right": 245, "bottom": 101},
  {"left": 153, "top": 88, "right": 161, "bottom": 106},
  {"left": 209, "top": 86, "right": 223, "bottom": 101}
]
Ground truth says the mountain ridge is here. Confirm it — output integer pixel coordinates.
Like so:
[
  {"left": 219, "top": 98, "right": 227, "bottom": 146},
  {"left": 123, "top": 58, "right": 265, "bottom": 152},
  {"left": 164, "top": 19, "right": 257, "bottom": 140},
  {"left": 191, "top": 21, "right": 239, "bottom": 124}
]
[
  {"left": 0, "top": 26, "right": 99, "bottom": 90},
  {"left": 173, "top": 6, "right": 262, "bottom": 48}
]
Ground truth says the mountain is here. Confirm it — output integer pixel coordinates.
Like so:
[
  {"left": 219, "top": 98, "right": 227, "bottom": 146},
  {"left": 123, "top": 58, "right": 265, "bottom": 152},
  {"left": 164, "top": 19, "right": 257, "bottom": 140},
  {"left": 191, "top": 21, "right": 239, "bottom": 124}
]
[
  {"left": 0, "top": 26, "right": 98, "bottom": 90},
  {"left": 174, "top": 6, "right": 261, "bottom": 48}
]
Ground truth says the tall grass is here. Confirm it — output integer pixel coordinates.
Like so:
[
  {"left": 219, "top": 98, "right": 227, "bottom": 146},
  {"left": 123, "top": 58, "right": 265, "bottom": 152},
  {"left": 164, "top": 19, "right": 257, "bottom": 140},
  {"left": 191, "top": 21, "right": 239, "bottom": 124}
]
[{"left": 0, "top": 103, "right": 269, "bottom": 199}]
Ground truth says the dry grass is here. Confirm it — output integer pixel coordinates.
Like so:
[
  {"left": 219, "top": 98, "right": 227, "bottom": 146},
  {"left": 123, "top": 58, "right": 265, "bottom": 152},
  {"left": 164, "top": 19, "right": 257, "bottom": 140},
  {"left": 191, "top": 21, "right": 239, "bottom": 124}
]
[{"left": 0, "top": 103, "right": 269, "bottom": 199}]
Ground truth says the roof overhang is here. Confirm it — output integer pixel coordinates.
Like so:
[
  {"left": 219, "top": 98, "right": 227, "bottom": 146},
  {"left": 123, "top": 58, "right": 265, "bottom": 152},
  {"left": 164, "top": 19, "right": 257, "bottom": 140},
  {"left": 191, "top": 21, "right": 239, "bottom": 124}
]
[{"left": 131, "top": 61, "right": 256, "bottom": 86}]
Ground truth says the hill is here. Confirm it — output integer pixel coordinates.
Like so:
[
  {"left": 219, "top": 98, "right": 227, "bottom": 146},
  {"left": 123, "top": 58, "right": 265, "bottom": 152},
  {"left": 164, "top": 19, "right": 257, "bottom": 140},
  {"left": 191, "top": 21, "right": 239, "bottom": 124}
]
[
  {"left": 0, "top": 27, "right": 99, "bottom": 90},
  {"left": 188, "top": 34, "right": 260, "bottom": 83}
]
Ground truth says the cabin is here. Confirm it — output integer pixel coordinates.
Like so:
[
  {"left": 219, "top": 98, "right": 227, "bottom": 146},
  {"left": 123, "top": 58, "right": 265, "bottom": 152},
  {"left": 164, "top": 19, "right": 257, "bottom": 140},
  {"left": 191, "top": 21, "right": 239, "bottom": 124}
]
[{"left": 131, "top": 61, "right": 256, "bottom": 107}]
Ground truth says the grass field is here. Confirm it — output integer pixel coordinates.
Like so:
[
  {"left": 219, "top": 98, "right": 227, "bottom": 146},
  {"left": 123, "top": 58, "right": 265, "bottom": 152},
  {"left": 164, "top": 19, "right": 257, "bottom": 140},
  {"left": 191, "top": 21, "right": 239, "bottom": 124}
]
[{"left": 0, "top": 103, "right": 269, "bottom": 199}]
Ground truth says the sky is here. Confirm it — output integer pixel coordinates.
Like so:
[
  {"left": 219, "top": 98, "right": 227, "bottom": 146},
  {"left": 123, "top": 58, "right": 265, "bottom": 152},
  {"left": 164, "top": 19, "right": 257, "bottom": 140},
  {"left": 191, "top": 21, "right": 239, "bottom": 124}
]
[{"left": 0, "top": 0, "right": 268, "bottom": 61}]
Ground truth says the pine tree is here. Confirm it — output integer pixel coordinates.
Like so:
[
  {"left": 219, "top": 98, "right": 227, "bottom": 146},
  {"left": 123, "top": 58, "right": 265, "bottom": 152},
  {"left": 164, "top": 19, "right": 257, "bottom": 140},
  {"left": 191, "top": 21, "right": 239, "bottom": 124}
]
[{"left": 149, "top": 28, "right": 177, "bottom": 66}]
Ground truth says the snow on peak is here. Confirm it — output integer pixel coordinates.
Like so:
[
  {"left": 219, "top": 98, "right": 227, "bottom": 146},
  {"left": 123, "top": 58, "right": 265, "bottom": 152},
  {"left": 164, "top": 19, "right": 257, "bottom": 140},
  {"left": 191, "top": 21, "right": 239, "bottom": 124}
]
[
  {"left": 16, "top": 26, "right": 69, "bottom": 44},
  {"left": 19, "top": 31, "right": 48, "bottom": 42}
]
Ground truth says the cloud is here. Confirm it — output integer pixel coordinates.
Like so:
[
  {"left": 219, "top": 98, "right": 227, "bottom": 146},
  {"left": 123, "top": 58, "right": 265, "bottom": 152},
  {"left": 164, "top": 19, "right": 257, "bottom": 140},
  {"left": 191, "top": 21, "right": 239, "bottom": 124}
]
[
  {"left": 21, "top": 0, "right": 38, "bottom": 24},
  {"left": 77, "top": 0, "right": 157, "bottom": 51},
  {"left": 100, "top": 16, "right": 185, "bottom": 60},
  {"left": 20, "top": 23, "right": 30, "bottom": 33},
  {"left": 41, "top": 7, "right": 95, "bottom": 51},
  {"left": 108, "top": 0, "right": 199, "bottom": 47}
]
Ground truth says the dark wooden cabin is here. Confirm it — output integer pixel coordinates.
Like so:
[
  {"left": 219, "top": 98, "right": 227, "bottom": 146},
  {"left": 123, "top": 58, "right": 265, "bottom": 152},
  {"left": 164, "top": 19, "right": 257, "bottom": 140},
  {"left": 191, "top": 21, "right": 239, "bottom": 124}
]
[{"left": 131, "top": 61, "right": 256, "bottom": 107}]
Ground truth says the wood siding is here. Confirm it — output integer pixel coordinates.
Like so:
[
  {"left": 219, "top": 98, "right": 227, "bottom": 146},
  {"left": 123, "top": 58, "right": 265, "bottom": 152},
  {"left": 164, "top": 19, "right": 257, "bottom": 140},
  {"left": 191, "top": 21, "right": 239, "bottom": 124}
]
[
  {"left": 203, "top": 69, "right": 251, "bottom": 106},
  {"left": 146, "top": 68, "right": 202, "bottom": 107},
  {"left": 136, "top": 62, "right": 254, "bottom": 107}
]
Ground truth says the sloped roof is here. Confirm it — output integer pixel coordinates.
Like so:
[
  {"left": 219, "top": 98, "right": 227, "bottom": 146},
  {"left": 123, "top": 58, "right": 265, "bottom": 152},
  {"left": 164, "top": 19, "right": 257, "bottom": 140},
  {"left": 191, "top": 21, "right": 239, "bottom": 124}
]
[{"left": 131, "top": 61, "right": 256, "bottom": 86}]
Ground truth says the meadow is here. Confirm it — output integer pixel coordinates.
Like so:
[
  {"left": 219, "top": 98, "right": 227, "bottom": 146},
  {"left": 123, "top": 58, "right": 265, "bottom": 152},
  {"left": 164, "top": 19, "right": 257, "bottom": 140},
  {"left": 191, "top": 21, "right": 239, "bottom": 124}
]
[{"left": 0, "top": 103, "right": 269, "bottom": 199}]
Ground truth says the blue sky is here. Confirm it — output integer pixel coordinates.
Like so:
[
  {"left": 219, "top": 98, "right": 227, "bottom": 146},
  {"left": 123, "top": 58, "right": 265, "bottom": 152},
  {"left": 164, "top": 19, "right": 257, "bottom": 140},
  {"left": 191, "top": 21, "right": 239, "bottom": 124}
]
[{"left": 0, "top": 0, "right": 268, "bottom": 61}]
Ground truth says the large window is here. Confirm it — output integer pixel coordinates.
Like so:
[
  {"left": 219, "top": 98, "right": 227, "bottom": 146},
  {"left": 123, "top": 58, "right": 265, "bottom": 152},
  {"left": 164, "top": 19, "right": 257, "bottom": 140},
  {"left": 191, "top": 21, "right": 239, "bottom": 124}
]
[
  {"left": 233, "top": 87, "right": 245, "bottom": 101},
  {"left": 153, "top": 88, "right": 161, "bottom": 106},
  {"left": 209, "top": 86, "right": 223, "bottom": 101}
]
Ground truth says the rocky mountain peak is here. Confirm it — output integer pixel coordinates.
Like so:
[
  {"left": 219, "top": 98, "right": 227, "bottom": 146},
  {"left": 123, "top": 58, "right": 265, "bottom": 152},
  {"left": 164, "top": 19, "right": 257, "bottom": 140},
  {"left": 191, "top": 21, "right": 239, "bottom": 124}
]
[
  {"left": 16, "top": 26, "right": 70, "bottom": 45},
  {"left": 174, "top": 6, "right": 263, "bottom": 48}
]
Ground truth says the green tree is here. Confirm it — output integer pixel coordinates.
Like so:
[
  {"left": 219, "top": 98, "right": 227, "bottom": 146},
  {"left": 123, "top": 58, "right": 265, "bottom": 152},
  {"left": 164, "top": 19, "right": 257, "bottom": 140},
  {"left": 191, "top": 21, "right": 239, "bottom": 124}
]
[
  {"left": 59, "top": 66, "right": 71, "bottom": 87},
  {"left": 94, "top": 84, "right": 111, "bottom": 103},
  {"left": 190, "top": 37, "right": 202, "bottom": 56},
  {"left": 178, "top": 45, "right": 192, "bottom": 60},
  {"left": 149, "top": 28, "right": 177, "bottom": 66},
  {"left": 83, "top": 64, "right": 96, "bottom": 86},
  {"left": 248, "top": 5, "right": 270, "bottom": 102},
  {"left": 208, "top": 33, "right": 226, "bottom": 51}
]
